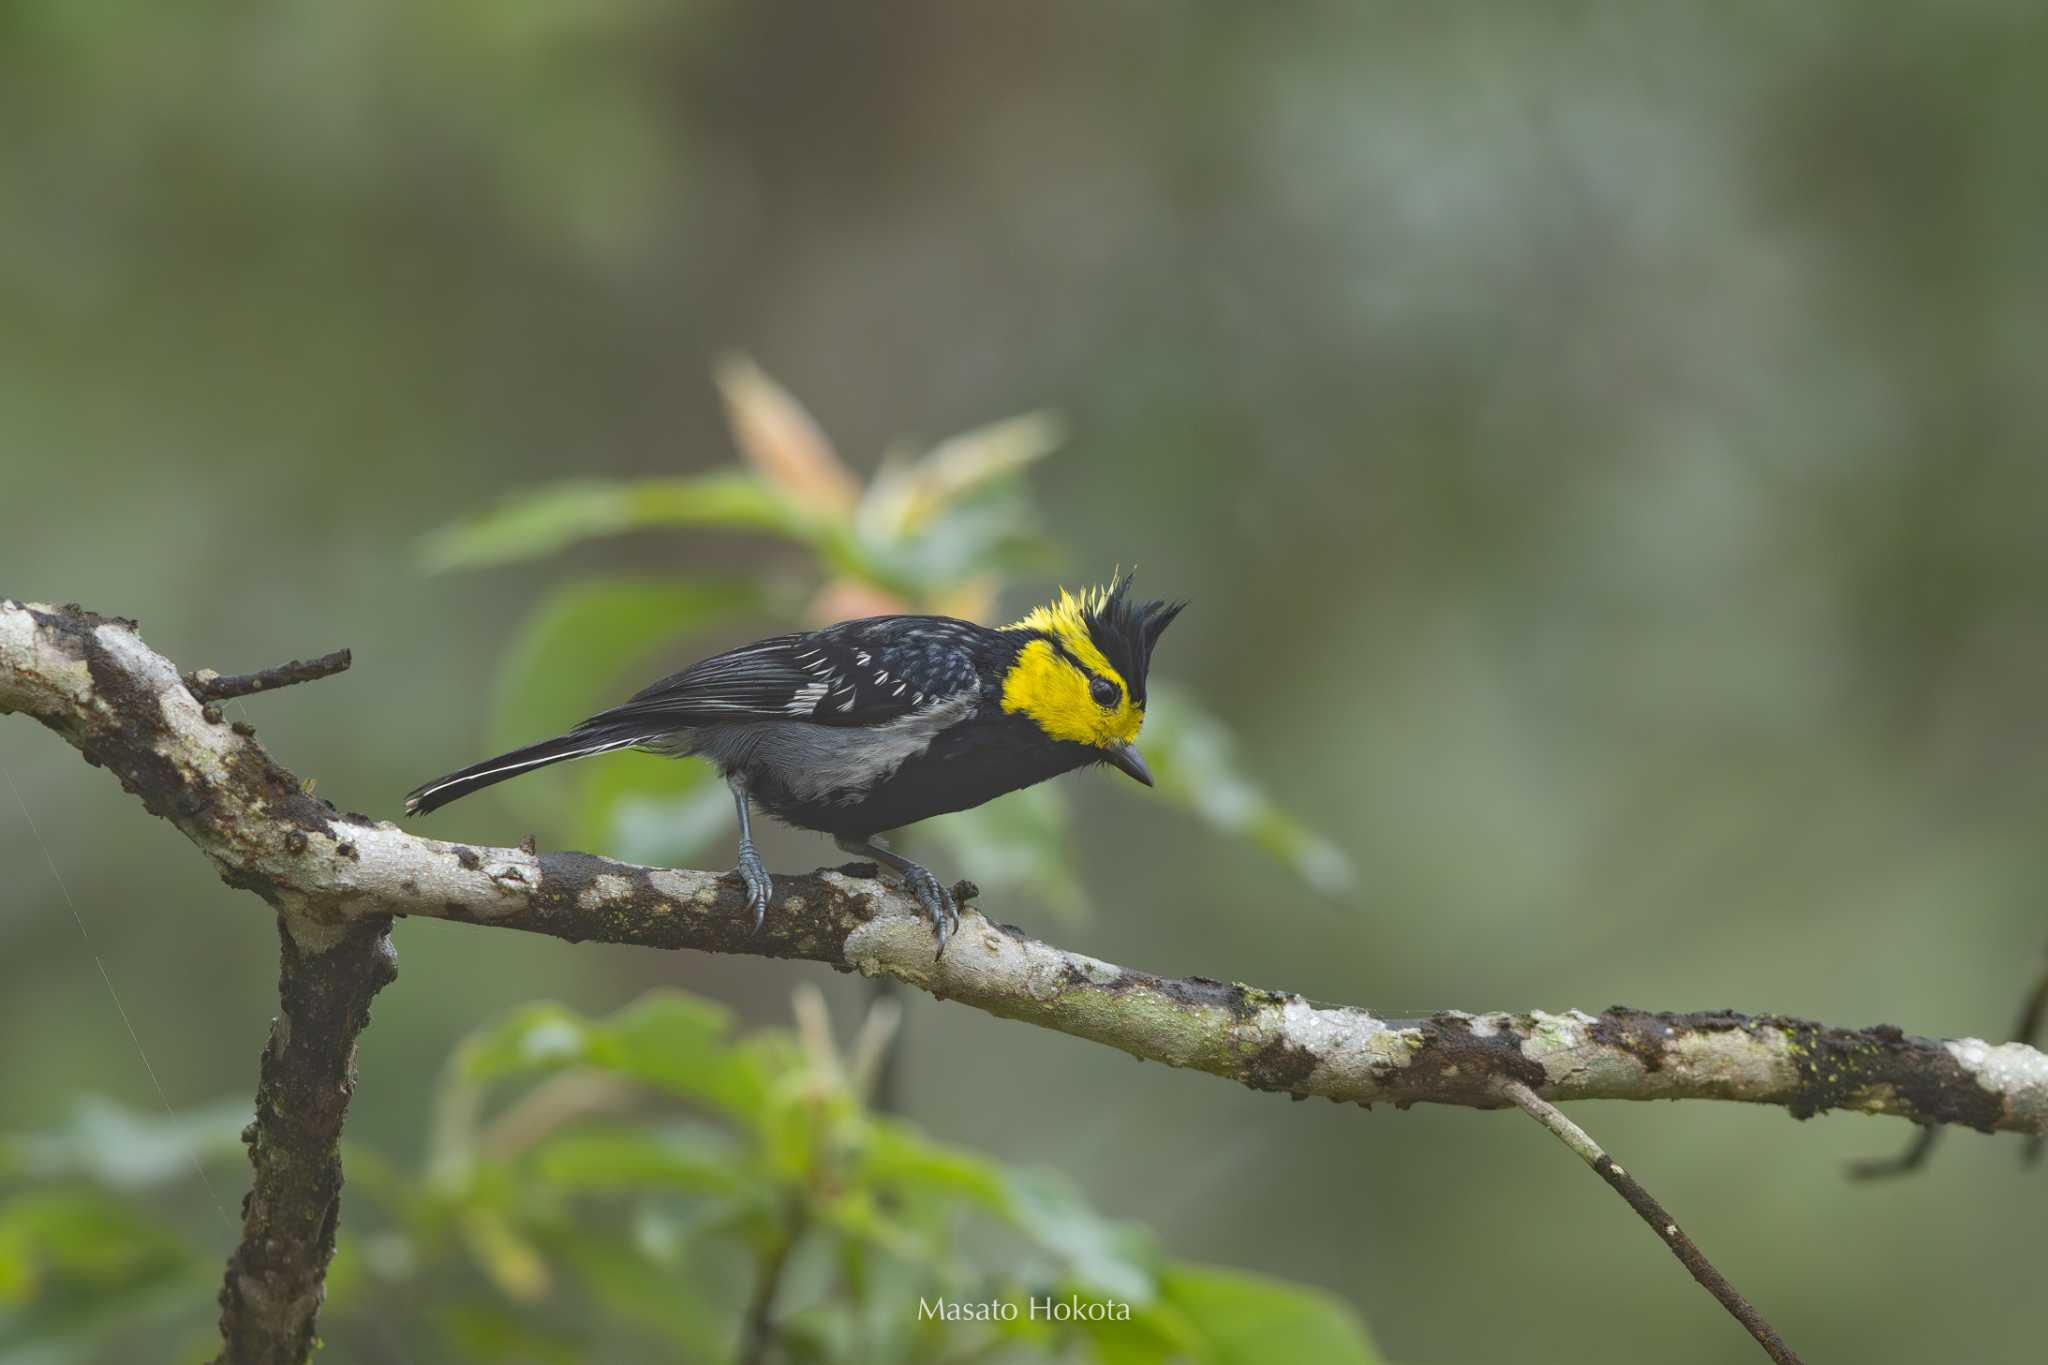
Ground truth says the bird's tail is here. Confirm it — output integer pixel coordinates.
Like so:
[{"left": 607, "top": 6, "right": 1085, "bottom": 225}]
[{"left": 403, "top": 725, "right": 651, "bottom": 816}]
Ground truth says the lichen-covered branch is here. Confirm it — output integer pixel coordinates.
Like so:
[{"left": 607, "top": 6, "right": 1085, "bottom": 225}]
[
  {"left": 5, "top": 596, "right": 2047, "bottom": 1141},
  {"left": 213, "top": 914, "right": 396, "bottom": 1365},
  {"left": 1850, "top": 943, "right": 2048, "bottom": 1178}
]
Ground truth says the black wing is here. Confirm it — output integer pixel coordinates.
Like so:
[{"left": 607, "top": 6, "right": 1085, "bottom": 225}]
[{"left": 583, "top": 617, "right": 990, "bottom": 732}]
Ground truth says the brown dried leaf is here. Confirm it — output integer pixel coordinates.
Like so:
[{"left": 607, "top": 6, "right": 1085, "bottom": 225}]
[
  {"left": 713, "top": 355, "right": 862, "bottom": 516},
  {"left": 861, "top": 412, "right": 1064, "bottom": 536}
]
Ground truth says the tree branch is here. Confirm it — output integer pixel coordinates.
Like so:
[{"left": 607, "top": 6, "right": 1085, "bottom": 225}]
[
  {"left": 1502, "top": 1081, "right": 1803, "bottom": 1364},
  {"left": 213, "top": 914, "right": 396, "bottom": 1365},
  {"left": 185, "top": 649, "right": 353, "bottom": 703},
  {"left": 7, "top": 596, "right": 2048, "bottom": 1362},
  {"left": 5, "top": 597, "right": 2046, "bottom": 1133},
  {"left": 1849, "top": 942, "right": 2048, "bottom": 1178}
]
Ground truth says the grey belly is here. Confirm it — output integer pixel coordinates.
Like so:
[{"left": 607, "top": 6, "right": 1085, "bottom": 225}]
[{"left": 667, "top": 695, "right": 979, "bottom": 806}]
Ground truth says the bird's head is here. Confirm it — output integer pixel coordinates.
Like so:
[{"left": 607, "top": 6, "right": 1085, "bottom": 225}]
[{"left": 999, "top": 575, "right": 1185, "bottom": 785}]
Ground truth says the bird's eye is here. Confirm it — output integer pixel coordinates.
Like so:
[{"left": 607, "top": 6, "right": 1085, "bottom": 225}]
[{"left": 1088, "top": 676, "right": 1121, "bottom": 709}]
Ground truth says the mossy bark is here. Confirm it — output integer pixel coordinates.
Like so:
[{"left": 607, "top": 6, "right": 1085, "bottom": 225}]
[{"left": 211, "top": 915, "right": 396, "bottom": 1365}]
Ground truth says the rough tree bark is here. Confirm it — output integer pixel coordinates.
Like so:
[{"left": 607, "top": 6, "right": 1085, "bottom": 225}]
[
  {"left": 212, "top": 915, "right": 395, "bottom": 1365},
  {"left": 7, "top": 597, "right": 2046, "bottom": 1363}
]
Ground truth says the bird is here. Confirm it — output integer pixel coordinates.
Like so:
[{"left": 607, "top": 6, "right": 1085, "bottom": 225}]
[{"left": 403, "top": 576, "right": 1184, "bottom": 952}]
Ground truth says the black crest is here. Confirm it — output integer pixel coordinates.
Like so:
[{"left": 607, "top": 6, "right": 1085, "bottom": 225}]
[{"left": 1081, "top": 577, "right": 1185, "bottom": 706}]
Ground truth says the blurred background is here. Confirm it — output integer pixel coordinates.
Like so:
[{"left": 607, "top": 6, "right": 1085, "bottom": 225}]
[{"left": 5, "top": 2, "right": 2048, "bottom": 1361}]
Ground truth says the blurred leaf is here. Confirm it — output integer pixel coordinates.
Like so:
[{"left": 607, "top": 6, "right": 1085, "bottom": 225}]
[
  {"left": 813, "top": 1186, "right": 933, "bottom": 1266},
  {"left": 460, "top": 1209, "right": 553, "bottom": 1302},
  {"left": 921, "top": 785, "right": 1088, "bottom": 921},
  {"left": 460, "top": 1002, "right": 596, "bottom": 1082},
  {"left": 1141, "top": 684, "right": 1356, "bottom": 896},
  {"left": 1156, "top": 1264, "right": 1381, "bottom": 1365},
  {"left": 528, "top": 1124, "right": 744, "bottom": 1196},
  {"left": 1002, "top": 1170, "right": 1155, "bottom": 1306},
  {"left": 602, "top": 996, "right": 798, "bottom": 1123},
  {"left": 459, "top": 993, "right": 799, "bottom": 1128},
  {"left": 0, "top": 976, "right": 1381, "bottom": 1364},
  {"left": 0, "top": 1191, "right": 206, "bottom": 1365},
  {"left": 715, "top": 355, "right": 863, "bottom": 517},
  {"left": 416, "top": 474, "right": 816, "bottom": 571},
  {"left": 857, "top": 481, "right": 1063, "bottom": 598},
  {"left": 0, "top": 1194, "right": 191, "bottom": 1305},
  {"left": 554, "top": 1231, "right": 735, "bottom": 1359},
  {"left": 438, "top": 1301, "right": 584, "bottom": 1365},
  {"left": 1075, "top": 1293, "right": 1207, "bottom": 1365},
  {"left": 0, "top": 1097, "right": 245, "bottom": 1191},
  {"left": 854, "top": 1120, "right": 1010, "bottom": 1228},
  {"left": 480, "top": 1072, "right": 638, "bottom": 1167},
  {"left": 861, "top": 411, "right": 1065, "bottom": 538},
  {"left": 488, "top": 576, "right": 761, "bottom": 757}
]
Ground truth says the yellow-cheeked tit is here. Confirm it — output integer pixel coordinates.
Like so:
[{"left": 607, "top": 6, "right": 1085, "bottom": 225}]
[{"left": 405, "top": 576, "right": 1185, "bottom": 951}]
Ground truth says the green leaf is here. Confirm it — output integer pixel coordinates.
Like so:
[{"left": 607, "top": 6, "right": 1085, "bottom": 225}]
[
  {"left": 602, "top": 996, "right": 796, "bottom": 1123},
  {"left": 0, "top": 1097, "right": 246, "bottom": 1191},
  {"left": 1001, "top": 1170, "right": 1155, "bottom": 1306},
  {"left": 1141, "top": 685, "right": 1356, "bottom": 896},
  {"left": 857, "top": 1120, "right": 1010, "bottom": 1214},
  {"left": 920, "top": 785, "right": 1088, "bottom": 922},
  {"left": 1156, "top": 1264, "right": 1381, "bottom": 1365},
  {"left": 0, "top": 1191, "right": 207, "bottom": 1365},
  {"left": 437, "top": 1301, "right": 585, "bottom": 1365},
  {"left": 416, "top": 473, "right": 816, "bottom": 572},
  {"left": 553, "top": 1231, "right": 735, "bottom": 1359},
  {"left": 488, "top": 577, "right": 763, "bottom": 758},
  {"left": 856, "top": 481, "right": 1062, "bottom": 598},
  {"left": 528, "top": 1124, "right": 744, "bottom": 1196},
  {"left": 1078, "top": 1296, "right": 1203, "bottom": 1365},
  {"left": 0, "top": 1193, "right": 191, "bottom": 1301},
  {"left": 459, "top": 1002, "right": 593, "bottom": 1083},
  {"left": 457, "top": 993, "right": 800, "bottom": 1128},
  {"left": 459, "top": 1208, "right": 553, "bottom": 1302}
]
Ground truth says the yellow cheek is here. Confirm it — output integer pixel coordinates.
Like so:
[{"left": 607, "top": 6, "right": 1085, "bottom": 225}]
[{"left": 1001, "top": 640, "right": 1143, "bottom": 746}]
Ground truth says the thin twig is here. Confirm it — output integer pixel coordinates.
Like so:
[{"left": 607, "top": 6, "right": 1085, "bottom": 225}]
[
  {"left": 187, "top": 648, "right": 352, "bottom": 702},
  {"left": 1501, "top": 1081, "right": 1803, "bottom": 1365},
  {"left": 1847, "top": 1123, "right": 1941, "bottom": 1181}
]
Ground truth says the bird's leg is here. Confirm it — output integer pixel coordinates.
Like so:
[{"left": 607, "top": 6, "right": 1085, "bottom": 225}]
[
  {"left": 729, "top": 775, "right": 773, "bottom": 932},
  {"left": 835, "top": 833, "right": 958, "bottom": 955}
]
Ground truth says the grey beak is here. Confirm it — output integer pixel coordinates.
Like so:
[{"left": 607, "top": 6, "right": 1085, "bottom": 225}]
[{"left": 1106, "top": 741, "right": 1153, "bottom": 787}]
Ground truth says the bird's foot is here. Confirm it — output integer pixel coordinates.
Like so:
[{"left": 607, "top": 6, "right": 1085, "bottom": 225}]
[
  {"left": 735, "top": 839, "right": 773, "bottom": 932},
  {"left": 897, "top": 859, "right": 958, "bottom": 957},
  {"left": 832, "top": 836, "right": 959, "bottom": 957}
]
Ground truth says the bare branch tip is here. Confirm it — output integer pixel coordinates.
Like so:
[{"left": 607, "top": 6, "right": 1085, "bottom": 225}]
[{"left": 186, "top": 648, "right": 353, "bottom": 703}]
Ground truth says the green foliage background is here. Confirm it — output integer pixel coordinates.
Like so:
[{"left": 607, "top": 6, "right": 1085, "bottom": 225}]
[{"left": 5, "top": 3, "right": 2048, "bottom": 1362}]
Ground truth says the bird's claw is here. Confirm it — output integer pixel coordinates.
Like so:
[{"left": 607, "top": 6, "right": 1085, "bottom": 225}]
[
  {"left": 900, "top": 861, "right": 958, "bottom": 957},
  {"left": 736, "top": 840, "right": 773, "bottom": 933}
]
